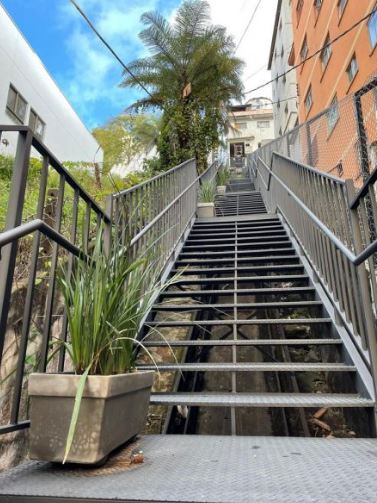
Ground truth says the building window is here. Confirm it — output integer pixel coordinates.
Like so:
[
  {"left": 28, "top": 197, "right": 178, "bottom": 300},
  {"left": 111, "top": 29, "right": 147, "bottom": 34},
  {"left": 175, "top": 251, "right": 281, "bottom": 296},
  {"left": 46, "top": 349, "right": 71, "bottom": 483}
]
[
  {"left": 237, "top": 122, "right": 248, "bottom": 130},
  {"left": 29, "top": 109, "right": 46, "bottom": 140},
  {"left": 327, "top": 95, "right": 339, "bottom": 133},
  {"left": 320, "top": 34, "right": 332, "bottom": 69},
  {"left": 338, "top": 0, "right": 348, "bottom": 17},
  {"left": 296, "top": 0, "right": 304, "bottom": 23},
  {"left": 346, "top": 54, "right": 358, "bottom": 82},
  {"left": 300, "top": 36, "right": 308, "bottom": 62},
  {"left": 304, "top": 86, "right": 313, "bottom": 112},
  {"left": 6, "top": 84, "right": 27, "bottom": 123},
  {"left": 368, "top": 5, "right": 377, "bottom": 49},
  {"left": 314, "top": 0, "right": 323, "bottom": 14},
  {"left": 257, "top": 121, "right": 270, "bottom": 128}
]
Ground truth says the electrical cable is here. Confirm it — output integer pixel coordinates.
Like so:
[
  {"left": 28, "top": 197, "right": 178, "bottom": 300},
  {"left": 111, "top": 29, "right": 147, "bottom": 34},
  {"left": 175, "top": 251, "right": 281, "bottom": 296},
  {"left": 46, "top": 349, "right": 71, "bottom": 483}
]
[{"left": 245, "top": 7, "right": 377, "bottom": 94}]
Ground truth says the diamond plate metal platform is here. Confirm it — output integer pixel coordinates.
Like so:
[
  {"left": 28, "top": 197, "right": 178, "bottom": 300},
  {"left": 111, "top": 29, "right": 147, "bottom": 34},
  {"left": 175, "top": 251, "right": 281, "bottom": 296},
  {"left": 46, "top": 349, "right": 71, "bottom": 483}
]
[{"left": 2, "top": 435, "right": 377, "bottom": 503}]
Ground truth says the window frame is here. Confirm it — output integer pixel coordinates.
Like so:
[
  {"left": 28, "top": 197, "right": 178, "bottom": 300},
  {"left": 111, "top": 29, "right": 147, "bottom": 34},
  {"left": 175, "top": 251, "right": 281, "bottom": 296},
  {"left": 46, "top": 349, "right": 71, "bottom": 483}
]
[
  {"left": 257, "top": 120, "right": 270, "bottom": 129},
  {"left": 337, "top": 0, "right": 348, "bottom": 19},
  {"left": 6, "top": 84, "right": 28, "bottom": 124},
  {"left": 346, "top": 53, "right": 358, "bottom": 83},
  {"left": 29, "top": 108, "right": 46, "bottom": 140},
  {"left": 304, "top": 86, "right": 313, "bottom": 113},
  {"left": 368, "top": 4, "right": 377, "bottom": 50},
  {"left": 327, "top": 94, "right": 339, "bottom": 134},
  {"left": 300, "top": 36, "right": 308, "bottom": 62},
  {"left": 320, "top": 33, "right": 332, "bottom": 70}
]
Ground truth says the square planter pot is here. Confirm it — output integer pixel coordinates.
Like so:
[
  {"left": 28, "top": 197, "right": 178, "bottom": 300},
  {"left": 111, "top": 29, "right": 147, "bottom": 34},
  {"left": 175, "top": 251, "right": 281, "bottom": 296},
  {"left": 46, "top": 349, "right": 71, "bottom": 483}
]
[
  {"left": 197, "top": 202, "right": 215, "bottom": 218},
  {"left": 28, "top": 370, "right": 154, "bottom": 464},
  {"left": 217, "top": 185, "right": 226, "bottom": 195}
]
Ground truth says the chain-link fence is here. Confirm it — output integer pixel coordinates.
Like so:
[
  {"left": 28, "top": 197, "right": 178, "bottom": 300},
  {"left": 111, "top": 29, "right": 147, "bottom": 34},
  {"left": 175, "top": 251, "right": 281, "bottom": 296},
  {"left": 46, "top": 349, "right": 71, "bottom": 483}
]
[{"left": 260, "top": 76, "right": 377, "bottom": 187}]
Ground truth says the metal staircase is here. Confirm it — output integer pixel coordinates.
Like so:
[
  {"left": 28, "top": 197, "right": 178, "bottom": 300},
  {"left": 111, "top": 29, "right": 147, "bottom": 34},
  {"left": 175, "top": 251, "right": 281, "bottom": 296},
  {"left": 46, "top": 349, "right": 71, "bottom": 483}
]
[{"left": 139, "top": 199, "right": 375, "bottom": 434}]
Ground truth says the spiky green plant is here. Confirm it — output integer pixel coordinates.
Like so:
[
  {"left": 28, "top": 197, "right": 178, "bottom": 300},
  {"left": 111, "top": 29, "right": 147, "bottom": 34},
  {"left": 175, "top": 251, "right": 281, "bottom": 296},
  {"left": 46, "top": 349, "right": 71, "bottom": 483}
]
[
  {"left": 58, "top": 226, "right": 177, "bottom": 462},
  {"left": 198, "top": 180, "right": 216, "bottom": 203},
  {"left": 217, "top": 167, "right": 230, "bottom": 186}
]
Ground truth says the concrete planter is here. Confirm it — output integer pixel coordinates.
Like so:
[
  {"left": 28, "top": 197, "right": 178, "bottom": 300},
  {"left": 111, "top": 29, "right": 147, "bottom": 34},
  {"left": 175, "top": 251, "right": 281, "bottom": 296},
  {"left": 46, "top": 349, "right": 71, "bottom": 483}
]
[
  {"left": 197, "top": 202, "right": 215, "bottom": 218},
  {"left": 217, "top": 185, "right": 226, "bottom": 195},
  {"left": 28, "top": 370, "right": 154, "bottom": 464}
]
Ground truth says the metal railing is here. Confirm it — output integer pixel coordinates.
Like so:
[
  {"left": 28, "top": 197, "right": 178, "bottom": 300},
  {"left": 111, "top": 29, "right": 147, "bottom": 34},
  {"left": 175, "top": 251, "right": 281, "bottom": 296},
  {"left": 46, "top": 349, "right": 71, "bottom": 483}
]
[
  {"left": 259, "top": 76, "right": 377, "bottom": 184},
  {"left": 0, "top": 126, "right": 201, "bottom": 435},
  {"left": 249, "top": 149, "right": 377, "bottom": 392}
]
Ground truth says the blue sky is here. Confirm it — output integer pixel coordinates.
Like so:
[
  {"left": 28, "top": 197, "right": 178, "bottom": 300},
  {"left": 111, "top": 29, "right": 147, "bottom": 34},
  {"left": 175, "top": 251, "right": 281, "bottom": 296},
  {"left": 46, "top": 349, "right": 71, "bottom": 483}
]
[{"left": 2, "top": 0, "right": 181, "bottom": 129}]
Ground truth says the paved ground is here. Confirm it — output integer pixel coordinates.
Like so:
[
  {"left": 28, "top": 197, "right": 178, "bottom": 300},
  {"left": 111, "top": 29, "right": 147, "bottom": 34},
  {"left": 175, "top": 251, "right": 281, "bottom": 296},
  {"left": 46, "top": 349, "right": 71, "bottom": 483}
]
[{"left": 1, "top": 435, "right": 377, "bottom": 502}]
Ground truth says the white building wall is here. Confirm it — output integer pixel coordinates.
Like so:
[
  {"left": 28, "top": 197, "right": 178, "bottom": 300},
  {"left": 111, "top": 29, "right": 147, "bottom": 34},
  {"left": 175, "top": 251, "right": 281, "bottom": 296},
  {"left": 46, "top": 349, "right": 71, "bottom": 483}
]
[
  {"left": 269, "top": 0, "right": 298, "bottom": 137},
  {"left": 227, "top": 110, "right": 274, "bottom": 154},
  {"left": 0, "top": 4, "right": 102, "bottom": 164}
]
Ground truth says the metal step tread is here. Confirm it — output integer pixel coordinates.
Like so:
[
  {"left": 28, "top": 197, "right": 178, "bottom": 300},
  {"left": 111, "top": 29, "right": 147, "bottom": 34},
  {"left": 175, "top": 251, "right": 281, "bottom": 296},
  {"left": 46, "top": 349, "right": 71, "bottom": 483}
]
[
  {"left": 137, "top": 362, "right": 355, "bottom": 372},
  {"left": 146, "top": 318, "right": 332, "bottom": 326},
  {"left": 179, "top": 248, "right": 295, "bottom": 256},
  {"left": 161, "top": 287, "right": 316, "bottom": 296},
  {"left": 143, "top": 338, "right": 342, "bottom": 347},
  {"left": 174, "top": 275, "right": 309, "bottom": 283},
  {"left": 150, "top": 392, "right": 373, "bottom": 407},
  {"left": 173, "top": 265, "right": 304, "bottom": 273},
  {"left": 152, "top": 301, "right": 323, "bottom": 310},
  {"left": 175, "top": 256, "right": 299, "bottom": 264}
]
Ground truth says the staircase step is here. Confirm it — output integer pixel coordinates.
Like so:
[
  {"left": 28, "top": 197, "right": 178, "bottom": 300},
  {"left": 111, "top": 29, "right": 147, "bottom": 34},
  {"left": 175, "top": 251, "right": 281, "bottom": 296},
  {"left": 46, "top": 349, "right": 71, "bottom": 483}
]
[
  {"left": 173, "top": 265, "right": 304, "bottom": 274},
  {"left": 152, "top": 301, "right": 322, "bottom": 311},
  {"left": 180, "top": 248, "right": 295, "bottom": 257},
  {"left": 161, "top": 287, "right": 316, "bottom": 297},
  {"left": 146, "top": 318, "right": 331, "bottom": 327},
  {"left": 137, "top": 362, "right": 355, "bottom": 372},
  {"left": 183, "top": 240, "right": 291, "bottom": 250},
  {"left": 175, "top": 256, "right": 300, "bottom": 265},
  {"left": 193, "top": 219, "right": 279, "bottom": 229},
  {"left": 143, "top": 338, "right": 342, "bottom": 347},
  {"left": 150, "top": 392, "right": 372, "bottom": 407},
  {"left": 173, "top": 275, "right": 309, "bottom": 284}
]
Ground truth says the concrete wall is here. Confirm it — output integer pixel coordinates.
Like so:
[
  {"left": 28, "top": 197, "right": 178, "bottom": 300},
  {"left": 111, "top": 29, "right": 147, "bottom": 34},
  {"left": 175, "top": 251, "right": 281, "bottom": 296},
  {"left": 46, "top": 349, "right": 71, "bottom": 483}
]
[
  {"left": 0, "top": 4, "right": 102, "bottom": 164},
  {"left": 269, "top": 0, "right": 298, "bottom": 137}
]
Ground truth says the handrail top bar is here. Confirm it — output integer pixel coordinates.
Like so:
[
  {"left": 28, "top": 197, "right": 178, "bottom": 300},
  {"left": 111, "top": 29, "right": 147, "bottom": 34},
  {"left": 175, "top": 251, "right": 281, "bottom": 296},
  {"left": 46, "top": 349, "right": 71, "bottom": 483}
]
[
  {"left": 272, "top": 152, "right": 346, "bottom": 185},
  {"left": 0, "top": 218, "right": 85, "bottom": 259},
  {"left": 258, "top": 155, "right": 377, "bottom": 266},
  {"left": 0, "top": 124, "right": 111, "bottom": 222},
  {"left": 113, "top": 158, "right": 196, "bottom": 199},
  {"left": 349, "top": 165, "right": 377, "bottom": 210},
  {"left": 199, "top": 159, "right": 218, "bottom": 179}
]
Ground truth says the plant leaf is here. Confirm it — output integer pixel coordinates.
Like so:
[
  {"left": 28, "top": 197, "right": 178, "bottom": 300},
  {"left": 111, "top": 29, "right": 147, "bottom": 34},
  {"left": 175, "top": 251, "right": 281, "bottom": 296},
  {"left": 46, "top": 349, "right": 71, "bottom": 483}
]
[{"left": 63, "top": 366, "right": 90, "bottom": 464}]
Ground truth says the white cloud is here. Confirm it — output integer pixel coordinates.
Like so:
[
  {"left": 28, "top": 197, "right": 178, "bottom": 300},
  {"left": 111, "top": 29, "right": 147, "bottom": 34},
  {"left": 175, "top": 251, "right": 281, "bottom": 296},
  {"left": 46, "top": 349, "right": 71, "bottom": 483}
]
[
  {"left": 207, "top": 0, "right": 278, "bottom": 101},
  {"left": 57, "top": 0, "right": 163, "bottom": 128},
  {"left": 59, "top": 0, "right": 277, "bottom": 127}
]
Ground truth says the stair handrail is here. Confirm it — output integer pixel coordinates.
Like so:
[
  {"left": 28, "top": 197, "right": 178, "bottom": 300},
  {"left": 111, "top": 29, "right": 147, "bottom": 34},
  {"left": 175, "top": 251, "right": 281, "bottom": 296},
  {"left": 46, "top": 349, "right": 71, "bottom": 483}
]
[{"left": 253, "top": 153, "right": 377, "bottom": 395}]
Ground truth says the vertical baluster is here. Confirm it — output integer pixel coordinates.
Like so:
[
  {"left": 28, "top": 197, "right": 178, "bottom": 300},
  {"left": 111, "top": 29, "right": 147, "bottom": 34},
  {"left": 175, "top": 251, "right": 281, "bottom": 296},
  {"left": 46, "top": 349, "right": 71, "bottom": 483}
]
[
  {"left": 10, "top": 154, "right": 49, "bottom": 423},
  {"left": 58, "top": 189, "right": 79, "bottom": 372},
  {"left": 39, "top": 174, "right": 65, "bottom": 371}
]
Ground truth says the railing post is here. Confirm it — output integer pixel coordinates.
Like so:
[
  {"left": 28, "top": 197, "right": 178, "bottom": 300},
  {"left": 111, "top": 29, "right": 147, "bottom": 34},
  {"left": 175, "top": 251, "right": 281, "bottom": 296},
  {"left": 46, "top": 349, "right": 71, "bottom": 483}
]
[
  {"left": 345, "top": 180, "right": 377, "bottom": 403},
  {"left": 104, "top": 195, "right": 113, "bottom": 256},
  {"left": 0, "top": 130, "right": 33, "bottom": 367},
  {"left": 354, "top": 91, "right": 370, "bottom": 181},
  {"left": 305, "top": 122, "right": 313, "bottom": 167}
]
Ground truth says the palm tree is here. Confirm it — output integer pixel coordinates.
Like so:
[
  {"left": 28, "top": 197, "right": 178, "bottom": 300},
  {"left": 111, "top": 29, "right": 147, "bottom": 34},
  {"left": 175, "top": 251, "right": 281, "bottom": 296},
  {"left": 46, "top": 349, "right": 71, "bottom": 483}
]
[{"left": 121, "top": 0, "right": 244, "bottom": 171}]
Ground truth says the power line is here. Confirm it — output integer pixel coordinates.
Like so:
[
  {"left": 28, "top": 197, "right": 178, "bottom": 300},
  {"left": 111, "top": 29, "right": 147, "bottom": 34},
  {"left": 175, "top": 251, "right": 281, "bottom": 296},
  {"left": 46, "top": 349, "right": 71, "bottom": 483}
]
[
  {"left": 235, "top": 0, "right": 262, "bottom": 51},
  {"left": 69, "top": 0, "right": 158, "bottom": 105},
  {"left": 245, "top": 7, "right": 377, "bottom": 94},
  {"left": 245, "top": 64, "right": 267, "bottom": 82}
]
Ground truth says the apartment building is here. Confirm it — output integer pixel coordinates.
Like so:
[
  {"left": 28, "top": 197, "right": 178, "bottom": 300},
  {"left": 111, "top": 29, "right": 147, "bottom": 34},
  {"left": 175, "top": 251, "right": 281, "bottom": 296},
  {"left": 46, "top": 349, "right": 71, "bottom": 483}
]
[
  {"left": 0, "top": 3, "right": 102, "bottom": 164},
  {"left": 227, "top": 97, "right": 274, "bottom": 167},
  {"left": 290, "top": 0, "right": 377, "bottom": 180},
  {"left": 268, "top": 0, "right": 299, "bottom": 137}
]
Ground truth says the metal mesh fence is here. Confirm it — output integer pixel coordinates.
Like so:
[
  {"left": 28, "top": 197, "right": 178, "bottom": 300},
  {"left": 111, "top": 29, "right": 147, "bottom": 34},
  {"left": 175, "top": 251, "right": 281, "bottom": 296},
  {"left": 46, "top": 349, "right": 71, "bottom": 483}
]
[{"left": 260, "top": 76, "right": 377, "bottom": 187}]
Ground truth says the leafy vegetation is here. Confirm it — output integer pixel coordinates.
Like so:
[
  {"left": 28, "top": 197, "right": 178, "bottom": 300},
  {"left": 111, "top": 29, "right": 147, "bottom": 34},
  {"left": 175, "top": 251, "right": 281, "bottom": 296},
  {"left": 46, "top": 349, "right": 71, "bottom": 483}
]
[
  {"left": 121, "top": 0, "right": 244, "bottom": 172},
  {"left": 217, "top": 167, "right": 230, "bottom": 186},
  {"left": 199, "top": 180, "right": 216, "bottom": 203}
]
